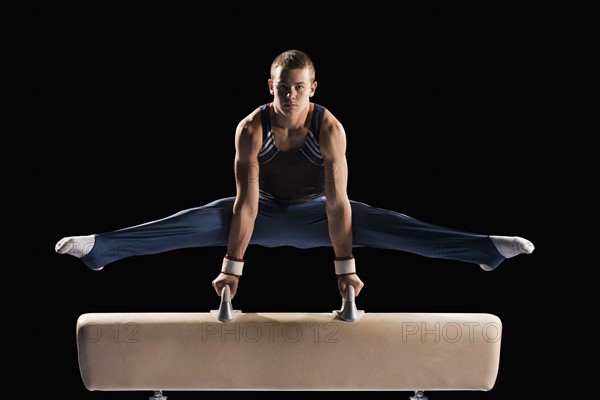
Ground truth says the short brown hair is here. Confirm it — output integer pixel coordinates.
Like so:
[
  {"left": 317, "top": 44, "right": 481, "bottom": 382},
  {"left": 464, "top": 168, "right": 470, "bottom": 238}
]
[{"left": 270, "top": 49, "right": 316, "bottom": 82}]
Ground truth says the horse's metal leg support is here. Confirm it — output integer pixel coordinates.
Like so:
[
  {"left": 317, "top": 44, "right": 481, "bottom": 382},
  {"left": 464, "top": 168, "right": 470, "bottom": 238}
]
[
  {"left": 409, "top": 390, "right": 428, "bottom": 400},
  {"left": 149, "top": 390, "right": 167, "bottom": 400}
]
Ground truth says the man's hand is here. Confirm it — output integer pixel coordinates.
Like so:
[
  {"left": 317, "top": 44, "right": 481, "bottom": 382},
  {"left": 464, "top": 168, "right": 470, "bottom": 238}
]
[
  {"left": 212, "top": 273, "right": 240, "bottom": 298},
  {"left": 337, "top": 273, "right": 364, "bottom": 298}
]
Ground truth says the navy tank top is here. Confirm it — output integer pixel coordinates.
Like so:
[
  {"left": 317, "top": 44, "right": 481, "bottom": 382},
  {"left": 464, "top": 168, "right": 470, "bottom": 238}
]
[{"left": 258, "top": 103, "right": 326, "bottom": 205}]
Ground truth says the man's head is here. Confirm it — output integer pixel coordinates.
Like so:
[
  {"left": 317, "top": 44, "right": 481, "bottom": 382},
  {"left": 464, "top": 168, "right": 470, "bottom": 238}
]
[
  {"left": 269, "top": 50, "right": 317, "bottom": 114},
  {"left": 270, "top": 50, "right": 316, "bottom": 83}
]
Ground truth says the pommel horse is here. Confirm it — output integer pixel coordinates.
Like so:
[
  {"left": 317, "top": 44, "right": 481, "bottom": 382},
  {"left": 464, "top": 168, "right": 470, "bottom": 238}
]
[{"left": 76, "top": 285, "right": 502, "bottom": 399}]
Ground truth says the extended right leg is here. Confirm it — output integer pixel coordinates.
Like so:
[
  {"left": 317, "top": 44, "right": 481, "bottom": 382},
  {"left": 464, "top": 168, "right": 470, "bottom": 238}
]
[{"left": 55, "top": 197, "right": 235, "bottom": 270}]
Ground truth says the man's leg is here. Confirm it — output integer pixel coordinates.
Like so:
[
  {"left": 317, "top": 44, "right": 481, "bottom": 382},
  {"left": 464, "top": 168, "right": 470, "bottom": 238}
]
[
  {"left": 56, "top": 196, "right": 309, "bottom": 271},
  {"left": 349, "top": 200, "right": 533, "bottom": 270},
  {"left": 56, "top": 197, "right": 237, "bottom": 270},
  {"left": 274, "top": 197, "right": 532, "bottom": 270}
]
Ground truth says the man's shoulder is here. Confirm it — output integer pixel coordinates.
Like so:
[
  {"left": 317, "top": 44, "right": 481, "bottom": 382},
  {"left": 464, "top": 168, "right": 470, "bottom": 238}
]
[
  {"left": 316, "top": 107, "right": 345, "bottom": 150},
  {"left": 237, "top": 106, "right": 265, "bottom": 137},
  {"left": 245, "top": 103, "right": 270, "bottom": 122},
  {"left": 312, "top": 102, "right": 326, "bottom": 112}
]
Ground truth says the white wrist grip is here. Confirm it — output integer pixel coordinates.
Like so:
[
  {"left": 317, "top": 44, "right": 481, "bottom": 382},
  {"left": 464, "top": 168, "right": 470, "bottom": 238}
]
[
  {"left": 222, "top": 257, "right": 244, "bottom": 276},
  {"left": 334, "top": 258, "right": 356, "bottom": 275}
]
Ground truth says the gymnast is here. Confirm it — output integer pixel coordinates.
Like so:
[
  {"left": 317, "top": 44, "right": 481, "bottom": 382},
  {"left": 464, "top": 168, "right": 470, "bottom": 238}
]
[{"left": 56, "top": 49, "right": 534, "bottom": 299}]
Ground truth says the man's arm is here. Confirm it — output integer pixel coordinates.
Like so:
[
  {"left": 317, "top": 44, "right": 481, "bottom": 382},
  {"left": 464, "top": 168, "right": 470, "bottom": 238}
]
[
  {"left": 212, "top": 112, "right": 262, "bottom": 298},
  {"left": 319, "top": 110, "right": 364, "bottom": 297}
]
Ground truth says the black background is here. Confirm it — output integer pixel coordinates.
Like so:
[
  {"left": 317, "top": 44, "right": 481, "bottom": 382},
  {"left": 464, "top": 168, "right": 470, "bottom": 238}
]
[{"left": 38, "top": 11, "right": 552, "bottom": 400}]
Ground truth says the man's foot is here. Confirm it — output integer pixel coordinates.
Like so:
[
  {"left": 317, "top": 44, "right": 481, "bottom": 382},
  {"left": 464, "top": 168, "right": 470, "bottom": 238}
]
[
  {"left": 480, "top": 236, "right": 534, "bottom": 271},
  {"left": 55, "top": 235, "right": 95, "bottom": 258},
  {"left": 490, "top": 236, "right": 534, "bottom": 258}
]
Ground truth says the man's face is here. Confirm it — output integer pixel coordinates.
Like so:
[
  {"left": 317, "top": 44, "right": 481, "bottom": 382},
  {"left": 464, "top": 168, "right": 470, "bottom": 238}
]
[{"left": 269, "top": 67, "right": 316, "bottom": 115}]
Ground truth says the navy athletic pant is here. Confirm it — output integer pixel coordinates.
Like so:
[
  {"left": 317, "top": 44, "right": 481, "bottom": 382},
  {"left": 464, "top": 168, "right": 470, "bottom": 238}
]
[{"left": 81, "top": 196, "right": 504, "bottom": 271}]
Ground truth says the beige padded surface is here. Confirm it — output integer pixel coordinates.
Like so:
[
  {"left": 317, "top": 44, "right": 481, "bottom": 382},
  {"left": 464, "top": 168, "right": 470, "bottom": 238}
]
[{"left": 76, "top": 312, "right": 502, "bottom": 391}]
